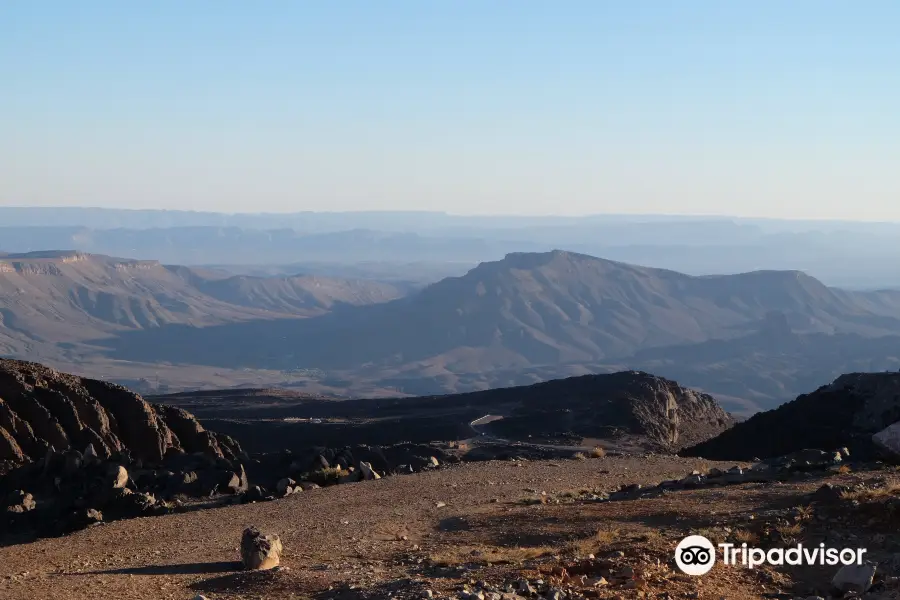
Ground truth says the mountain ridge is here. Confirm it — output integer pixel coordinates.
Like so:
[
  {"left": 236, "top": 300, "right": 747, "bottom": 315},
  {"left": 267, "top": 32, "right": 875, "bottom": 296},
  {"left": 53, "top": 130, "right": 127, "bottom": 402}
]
[{"left": 4, "top": 249, "right": 900, "bottom": 412}]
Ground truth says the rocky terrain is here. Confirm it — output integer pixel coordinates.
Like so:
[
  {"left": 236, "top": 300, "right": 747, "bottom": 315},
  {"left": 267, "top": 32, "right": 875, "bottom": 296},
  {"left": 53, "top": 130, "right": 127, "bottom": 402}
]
[
  {"left": 3, "top": 453, "right": 898, "bottom": 600},
  {"left": 153, "top": 371, "right": 734, "bottom": 455},
  {"left": 0, "top": 360, "right": 475, "bottom": 543},
  {"left": 682, "top": 372, "right": 900, "bottom": 461},
  {"left": 0, "top": 360, "right": 738, "bottom": 547},
  {"left": 0, "top": 358, "right": 243, "bottom": 468},
  {"left": 0, "top": 358, "right": 255, "bottom": 539},
  {"left": 2, "top": 359, "right": 900, "bottom": 598}
]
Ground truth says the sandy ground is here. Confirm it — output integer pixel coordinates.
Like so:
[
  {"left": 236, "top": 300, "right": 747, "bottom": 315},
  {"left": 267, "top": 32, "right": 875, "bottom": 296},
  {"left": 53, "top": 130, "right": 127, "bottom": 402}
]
[{"left": 0, "top": 456, "right": 891, "bottom": 600}]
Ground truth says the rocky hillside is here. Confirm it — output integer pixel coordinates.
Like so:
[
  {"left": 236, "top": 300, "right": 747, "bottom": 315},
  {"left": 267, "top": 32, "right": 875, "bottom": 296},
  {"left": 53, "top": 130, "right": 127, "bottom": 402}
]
[
  {"left": 0, "top": 358, "right": 242, "bottom": 468},
  {"left": 473, "top": 371, "right": 734, "bottom": 452},
  {"left": 681, "top": 372, "right": 900, "bottom": 460},
  {"left": 158, "top": 371, "right": 734, "bottom": 454}
]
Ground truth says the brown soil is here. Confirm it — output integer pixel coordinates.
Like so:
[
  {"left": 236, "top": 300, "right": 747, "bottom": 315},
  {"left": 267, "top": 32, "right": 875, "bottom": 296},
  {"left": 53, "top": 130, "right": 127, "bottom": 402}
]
[{"left": 2, "top": 455, "right": 893, "bottom": 600}]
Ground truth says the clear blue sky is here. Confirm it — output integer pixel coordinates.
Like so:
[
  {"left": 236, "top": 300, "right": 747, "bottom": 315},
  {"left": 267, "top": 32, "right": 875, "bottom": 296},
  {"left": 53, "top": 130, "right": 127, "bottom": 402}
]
[{"left": 2, "top": 2, "right": 899, "bottom": 218}]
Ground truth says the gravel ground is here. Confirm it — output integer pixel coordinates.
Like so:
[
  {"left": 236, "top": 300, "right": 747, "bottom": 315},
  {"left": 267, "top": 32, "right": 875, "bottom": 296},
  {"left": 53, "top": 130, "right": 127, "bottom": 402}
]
[{"left": 0, "top": 456, "right": 887, "bottom": 600}]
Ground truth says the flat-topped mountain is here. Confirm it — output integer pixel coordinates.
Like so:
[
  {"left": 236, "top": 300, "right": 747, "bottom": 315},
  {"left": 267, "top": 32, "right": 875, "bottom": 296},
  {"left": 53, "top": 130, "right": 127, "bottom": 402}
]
[{"left": 104, "top": 250, "right": 900, "bottom": 370}]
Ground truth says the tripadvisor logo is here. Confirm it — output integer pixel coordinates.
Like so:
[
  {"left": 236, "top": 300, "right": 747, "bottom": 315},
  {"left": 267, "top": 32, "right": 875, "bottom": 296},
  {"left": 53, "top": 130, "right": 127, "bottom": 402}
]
[
  {"left": 675, "top": 535, "right": 868, "bottom": 576},
  {"left": 675, "top": 535, "right": 716, "bottom": 575}
]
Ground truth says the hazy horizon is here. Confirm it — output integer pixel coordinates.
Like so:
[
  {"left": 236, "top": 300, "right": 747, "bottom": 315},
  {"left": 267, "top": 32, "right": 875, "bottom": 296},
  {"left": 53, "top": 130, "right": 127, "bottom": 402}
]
[
  {"left": 4, "top": 2, "right": 900, "bottom": 219},
  {"left": 7, "top": 205, "right": 900, "bottom": 225}
]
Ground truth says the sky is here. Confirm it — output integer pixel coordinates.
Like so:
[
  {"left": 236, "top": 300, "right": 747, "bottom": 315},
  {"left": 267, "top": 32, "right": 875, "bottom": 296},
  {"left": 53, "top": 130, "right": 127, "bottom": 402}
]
[{"left": 2, "top": 2, "right": 900, "bottom": 219}]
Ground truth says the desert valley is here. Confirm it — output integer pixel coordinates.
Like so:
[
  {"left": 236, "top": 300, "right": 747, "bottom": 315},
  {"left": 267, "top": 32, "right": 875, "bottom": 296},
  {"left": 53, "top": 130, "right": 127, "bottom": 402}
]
[
  {"left": 5, "top": 3, "right": 900, "bottom": 597},
  {"left": 4, "top": 211, "right": 900, "bottom": 598}
]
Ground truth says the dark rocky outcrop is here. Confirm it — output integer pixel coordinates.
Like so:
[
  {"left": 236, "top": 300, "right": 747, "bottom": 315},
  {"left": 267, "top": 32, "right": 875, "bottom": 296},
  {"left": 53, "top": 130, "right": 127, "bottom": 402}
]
[
  {"left": 682, "top": 372, "right": 900, "bottom": 461},
  {"left": 0, "top": 359, "right": 252, "bottom": 540},
  {"left": 185, "top": 372, "right": 733, "bottom": 455},
  {"left": 477, "top": 371, "right": 734, "bottom": 452},
  {"left": 0, "top": 359, "right": 241, "bottom": 469}
]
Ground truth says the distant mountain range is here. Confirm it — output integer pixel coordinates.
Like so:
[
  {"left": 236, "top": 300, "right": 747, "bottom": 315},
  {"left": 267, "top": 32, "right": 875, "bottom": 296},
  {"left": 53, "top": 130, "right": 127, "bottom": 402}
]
[
  {"left": 6, "top": 209, "right": 900, "bottom": 288},
  {"left": 4, "top": 248, "right": 900, "bottom": 414}
]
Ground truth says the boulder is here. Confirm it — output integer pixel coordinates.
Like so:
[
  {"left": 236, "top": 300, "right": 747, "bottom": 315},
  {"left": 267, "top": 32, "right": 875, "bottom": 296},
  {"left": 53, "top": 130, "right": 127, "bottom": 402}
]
[
  {"left": 873, "top": 422, "right": 900, "bottom": 460},
  {"left": 276, "top": 477, "right": 296, "bottom": 496},
  {"left": 108, "top": 464, "right": 129, "bottom": 489},
  {"left": 240, "top": 526, "right": 282, "bottom": 570},
  {"left": 359, "top": 461, "right": 381, "bottom": 480},
  {"left": 832, "top": 562, "right": 876, "bottom": 594},
  {"left": 242, "top": 486, "right": 268, "bottom": 503},
  {"left": 227, "top": 464, "right": 249, "bottom": 494}
]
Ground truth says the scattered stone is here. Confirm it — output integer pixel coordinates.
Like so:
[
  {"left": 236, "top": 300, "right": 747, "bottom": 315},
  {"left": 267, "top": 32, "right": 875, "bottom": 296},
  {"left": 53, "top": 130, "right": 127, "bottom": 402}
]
[
  {"left": 5, "top": 490, "right": 36, "bottom": 513},
  {"left": 240, "top": 526, "right": 283, "bottom": 571},
  {"left": 85, "top": 508, "right": 103, "bottom": 523}
]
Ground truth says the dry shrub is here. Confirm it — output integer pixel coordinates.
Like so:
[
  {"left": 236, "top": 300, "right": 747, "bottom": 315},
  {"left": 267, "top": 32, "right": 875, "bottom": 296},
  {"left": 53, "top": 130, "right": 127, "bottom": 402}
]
[
  {"left": 307, "top": 466, "right": 347, "bottom": 485},
  {"left": 595, "top": 527, "right": 621, "bottom": 545},
  {"left": 730, "top": 528, "right": 759, "bottom": 545},
  {"left": 774, "top": 522, "right": 804, "bottom": 544},
  {"left": 840, "top": 483, "right": 900, "bottom": 502},
  {"left": 590, "top": 446, "right": 606, "bottom": 458}
]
